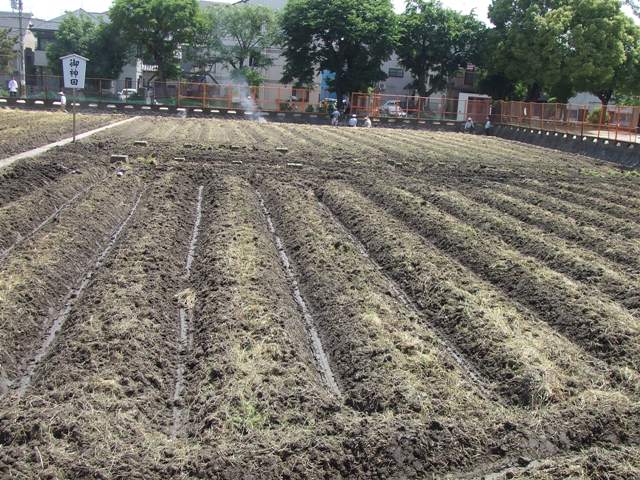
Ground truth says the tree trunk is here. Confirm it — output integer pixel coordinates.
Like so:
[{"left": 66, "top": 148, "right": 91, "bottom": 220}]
[
  {"left": 417, "top": 72, "right": 428, "bottom": 98},
  {"left": 525, "top": 82, "right": 542, "bottom": 102},
  {"left": 597, "top": 90, "right": 613, "bottom": 124}
]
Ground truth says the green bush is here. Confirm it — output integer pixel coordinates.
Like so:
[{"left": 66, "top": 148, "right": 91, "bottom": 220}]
[{"left": 587, "top": 108, "right": 612, "bottom": 125}]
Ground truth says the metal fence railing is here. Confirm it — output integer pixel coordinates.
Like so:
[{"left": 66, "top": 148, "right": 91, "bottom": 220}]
[
  {"left": 495, "top": 100, "right": 640, "bottom": 144},
  {"left": 350, "top": 92, "right": 492, "bottom": 122},
  {"left": 176, "top": 81, "right": 315, "bottom": 112},
  {"left": 0, "top": 74, "right": 320, "bottom": 111}
]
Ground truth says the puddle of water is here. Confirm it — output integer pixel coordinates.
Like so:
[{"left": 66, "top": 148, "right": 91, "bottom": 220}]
[{"left": 257, "top": 191, "right": 342, "bottom": 398}]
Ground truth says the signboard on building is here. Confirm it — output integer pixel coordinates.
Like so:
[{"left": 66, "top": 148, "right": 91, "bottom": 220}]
[{"left": 60, "top": 53, "right": 88, "bottom": 90}]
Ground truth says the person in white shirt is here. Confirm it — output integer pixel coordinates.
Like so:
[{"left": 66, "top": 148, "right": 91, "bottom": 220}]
[
  {"left": 348, "top": 114, "right": 358, "bottom": 127},
  {"left": 331, "top": 108, "right": 340, "bottom": 126},
  {"left": 484, "top": 116, "right": 493, "bottom": 135},
  {"left": 8, "top": 78, "right": 18, "bottom": 97},
  {"left": 58, "top": 91, "right": 67, "bottom": 112},
  {"left": 464, "top": 117, "right": 475, "bottom": 133},
  {"left": 363, "top": 116, "right": 372, "bottom": 128}
]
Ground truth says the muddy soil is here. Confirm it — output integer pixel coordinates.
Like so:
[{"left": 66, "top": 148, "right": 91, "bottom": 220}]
[{"left": 1, "top": 116, "right": 639, "bottom": 479}]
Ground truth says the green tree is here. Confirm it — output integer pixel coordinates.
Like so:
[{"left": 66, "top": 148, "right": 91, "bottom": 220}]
[
  {"left": 46, "top": 14, "right": 129, "bottom": 78},
  {"left": 188, "top": 4, "right": 280, "bottom": 86},
  {"left": 397, "top": 0, "right": 486, "bottom": 97},
  {"left": 0, "top": 28, "right": 15, "bottom": 74},
  {"left": 487, "top": 0, "right": 567, "bottom": 101},
  {"left": 546, "top": 0, "right": 640, "bottom": 105},
  {"left": 110, "top": 0, "right": 198, "bottom": 81},
  {"left": 281, "top": 0, "right": 397, "bottom": 107}
]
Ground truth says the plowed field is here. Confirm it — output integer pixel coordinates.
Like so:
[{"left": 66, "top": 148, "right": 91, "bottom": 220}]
[
  {"left": 1, "top": 116, "right": 639, "bottom": 479},
  {"left": 0, "top": 109, "right": 122, "bottom": 157}
]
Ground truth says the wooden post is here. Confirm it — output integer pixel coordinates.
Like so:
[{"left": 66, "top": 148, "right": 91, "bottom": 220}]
[
  {"left": 201, "top": 83, "right": 205, "bottom": 108},
  {"left": 72, "top": 88, "right": 77, "bottom": 142}
]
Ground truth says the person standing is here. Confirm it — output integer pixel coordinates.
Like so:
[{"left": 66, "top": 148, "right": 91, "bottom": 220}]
[
  {"left": 484, "top": 116, "right": 493, "bottom": 135},
  {"left": 331, "top": 108, "right": 341, "bottom": 126},
  {"left": 8, "top": 77, "right": 18, "bottom": 97},
  {"left": 58, "top": 91, "right": 67, "bottom": 112}
]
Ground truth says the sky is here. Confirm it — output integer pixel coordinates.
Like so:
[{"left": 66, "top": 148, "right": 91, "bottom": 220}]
[
  {"left": 1, "top": 0, "right": 492, "bottom": 23},
  {"left": 2, "top": 0, "right": 637, "bottom": 26}
]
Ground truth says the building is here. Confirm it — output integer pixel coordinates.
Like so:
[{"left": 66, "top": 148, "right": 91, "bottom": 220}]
[
  {"left": 0, "top": 11, "right": 39, "bottom": 83},
  {"left": 0, "top": 8, "right": 147, "bottom": 97}
]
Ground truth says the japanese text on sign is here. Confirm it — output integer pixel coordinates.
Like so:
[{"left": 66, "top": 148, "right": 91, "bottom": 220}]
[{"left": 61, "top": 54, "right": 87, "bottom": 90}]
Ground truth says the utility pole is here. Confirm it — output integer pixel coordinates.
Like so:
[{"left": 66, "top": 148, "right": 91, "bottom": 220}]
[{"left": 12, "top": 0, "right": 26, "bottom": 96}]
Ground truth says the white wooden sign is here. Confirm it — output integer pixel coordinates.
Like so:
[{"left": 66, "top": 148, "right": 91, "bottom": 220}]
[{"left": 60, "top": 54, "right": 88, "bottom": 90}]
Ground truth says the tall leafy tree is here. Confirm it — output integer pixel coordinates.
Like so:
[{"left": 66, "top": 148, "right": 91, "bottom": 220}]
[
  {"left": 487, "top": 0, "right": 567, "bottom": 101},
  {"left": 46, "top": 14, "right": 129, "bottom": 78},
  {"left": 281, "top": 0, "right": 397, "bottom": 107},
  {"left": 546, "top": 0, "right": 640, "bottom": 105},
  {"left": 397, "top": 0, "right": 486, "bottom": 97},
  {"left": 187, "top": 4, "right": 280, "bottom": 85},
  {"left": 0, "top": 28, "right": 15, "bottom": 74},
  {"left": 110, "top": 0, "right": 198, "bottom": 81}
]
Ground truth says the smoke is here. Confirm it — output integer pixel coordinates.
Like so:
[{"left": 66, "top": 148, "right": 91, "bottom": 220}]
[{"left": 235, "top": 74, "right": 267, "bottom": 123}]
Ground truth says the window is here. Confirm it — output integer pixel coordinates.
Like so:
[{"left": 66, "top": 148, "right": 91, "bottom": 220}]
[
  {"left": 125, "top": 77, "right": 133, "bottom": 89},
  {"left": 388, "top": 67, "right": 404, "bottom": 78},
  {"left": 36, "top": 37, "right": 52, "bottom": 51}
]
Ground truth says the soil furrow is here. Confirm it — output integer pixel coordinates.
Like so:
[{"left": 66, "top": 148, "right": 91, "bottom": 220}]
[
  {"left": 0, "top": 170, "right": 200, "bottom": 477},
  {"left": 15, "top": 188, "right": 145, "bottom": 398},
  {"left": 315, "top": 196, "right": 500, "bottom": 405},
  {"left": 321, "top": 182, "right": 621, "bottom": 406},
  {"left": 0, "top": 172, "right": 143, "bottom": 386},
  {"left": 555, "top": 180, "right": 640, "bottom": 220},
  {"left": 402, "top": 184, "right": 640, "bottom": 312},
  {"left": 0, "top": 110, "right": 120, "bottom": 158},
  {"left": 260, "top": 178, "right": 494, "bottom": 415},
  {"left": 257, "top": 191, "right": 342, "bottom": 396},
  {"left": 0, "top": 175, "right": 105, "bottom": 262},
  {"left": 183, "top": 176, "right": 340, "bottom": 473},
  {"left": 171, "top": 185, "right": 204, "bottom": 439},
  {"left": 508, "top": 181, "right": 640, "bottom": 239},
  {"left": 465, "top": 187, "right": 640, "bottom": 273},
  {"left": 360, "top": 181, "right": 640, "bottom": 375}
]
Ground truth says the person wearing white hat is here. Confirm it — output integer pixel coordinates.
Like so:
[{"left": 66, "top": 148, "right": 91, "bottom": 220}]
[
  {"left": 348, "top": 114, "right": 358, "bottom": 127},
  {"left": 58, "top": 91, "right": 67, "bottom": 112}
]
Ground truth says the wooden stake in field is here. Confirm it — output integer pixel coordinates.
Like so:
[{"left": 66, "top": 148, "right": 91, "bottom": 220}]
[{"left": 60, "top": 53, "right": 89, "bottom": 143}]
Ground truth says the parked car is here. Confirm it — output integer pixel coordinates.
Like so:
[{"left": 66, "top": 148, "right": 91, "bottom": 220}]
[
  {"left": 380, "top": 100, "right": 408, "bottom": 117},
  {"left": 117, "top": 88, "right": 138, "bottom": 101}
]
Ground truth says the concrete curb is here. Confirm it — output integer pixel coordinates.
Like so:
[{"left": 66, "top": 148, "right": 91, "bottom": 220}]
[{"left": 494, "top": 125, "right": 640, "bottom": 169}]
